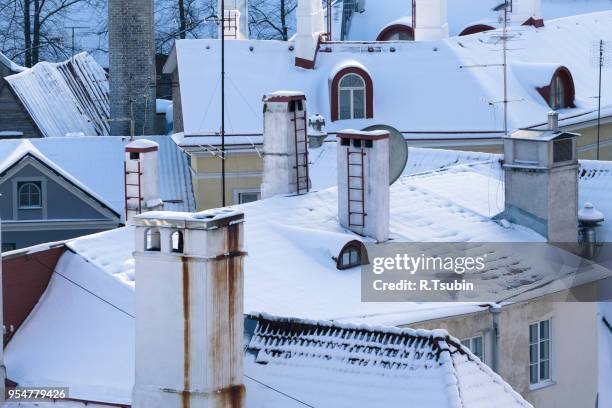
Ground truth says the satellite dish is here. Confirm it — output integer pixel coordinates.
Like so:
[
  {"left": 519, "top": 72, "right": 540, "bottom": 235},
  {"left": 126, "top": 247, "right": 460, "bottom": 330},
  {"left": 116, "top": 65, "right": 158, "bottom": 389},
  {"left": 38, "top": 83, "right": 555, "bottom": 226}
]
[{"left": 363, "top": 124, "right": 408, "bottom": 185}]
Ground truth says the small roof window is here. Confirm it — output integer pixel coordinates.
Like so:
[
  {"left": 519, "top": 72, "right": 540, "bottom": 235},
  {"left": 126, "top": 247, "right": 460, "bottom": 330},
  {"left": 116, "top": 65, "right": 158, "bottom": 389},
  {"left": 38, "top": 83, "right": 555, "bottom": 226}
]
[{"left": 335, "top": 240, "right": 369, "bottom": 270}]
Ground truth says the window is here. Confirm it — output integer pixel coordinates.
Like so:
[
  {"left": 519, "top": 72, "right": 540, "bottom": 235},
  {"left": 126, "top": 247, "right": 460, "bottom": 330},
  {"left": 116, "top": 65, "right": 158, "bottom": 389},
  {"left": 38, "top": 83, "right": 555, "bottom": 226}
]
[
  {"left": 145, "top": 228, "right": 161, "bottom": 251},
  {"left": 540, "top": 68, "right": 575, "bottom": 110},
  {"left": 130, "top": 152, "right": 140, "bottom": 160},
  {"left": 376, "top": 25, "right": 414, "bottom": 41},
  {"left": 331, "top": 67, "right": 373, "bottom": 122},
  {"left": 238, "top": 192, "right": 261, "bottom": 204},
  {"left": 549, "top": 75, "right": 566, "bottom": 110},
  {"left": 339, "top": 74, "right": 366, "bottom": 120},
  {"left": 529, "top": 319, "right": 552, "bottom": 386},
  {"left": 336, "top": 240, "right": 368, "bottom": 270},
  {"left": 171, "top": 230, "right": 184, "bottom": 253},
  {"left": 18, "top": 181, "right": 42, "bottom": 209},
  {"left": 462, "top": 335, "right": 485, "bottom": 361}
]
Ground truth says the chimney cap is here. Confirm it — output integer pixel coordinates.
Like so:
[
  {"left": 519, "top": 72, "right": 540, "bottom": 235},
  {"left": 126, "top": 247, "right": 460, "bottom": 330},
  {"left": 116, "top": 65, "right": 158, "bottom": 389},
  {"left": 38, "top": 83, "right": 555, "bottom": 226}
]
[
  {"left": 126, "top": 139, "right": 159, "bottom": 153},
  {"left": 508, "top": 128, "right": 579, "bottom": 142},
  {"left": 263, "top": 91, "right": 306, "bottom": 103},
  {"left": 337, "top": 129, "right": 390, "bottom": 141},
  {"left": 132, "top": 209, "right": 244, "bottom": 230},
  {"left": 578, "top": 202, "right": 604, "bottom": 225}
]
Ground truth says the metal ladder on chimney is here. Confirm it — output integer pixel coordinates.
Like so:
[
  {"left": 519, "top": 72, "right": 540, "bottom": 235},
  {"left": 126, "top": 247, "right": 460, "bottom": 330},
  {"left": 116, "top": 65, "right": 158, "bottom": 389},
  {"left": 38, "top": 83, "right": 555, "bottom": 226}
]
[
  {"left": 292, "top": 107, "right": 310, "bottom": 195},
  {"left": 224, "top": 11, "right": 239, "bottom": 39},
  {"left": 124, "top": 161, "right": 142, "bottom": 220},
  {"left": 347, "top": 148, "right": 366, "bottom": 228}
]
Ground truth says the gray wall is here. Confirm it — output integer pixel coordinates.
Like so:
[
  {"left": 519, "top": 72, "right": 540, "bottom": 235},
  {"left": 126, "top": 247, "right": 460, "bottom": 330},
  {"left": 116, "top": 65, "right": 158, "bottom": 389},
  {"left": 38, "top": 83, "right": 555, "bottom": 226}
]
[{"left": 0, "top": 81, "right": 41, "bottom": 138}]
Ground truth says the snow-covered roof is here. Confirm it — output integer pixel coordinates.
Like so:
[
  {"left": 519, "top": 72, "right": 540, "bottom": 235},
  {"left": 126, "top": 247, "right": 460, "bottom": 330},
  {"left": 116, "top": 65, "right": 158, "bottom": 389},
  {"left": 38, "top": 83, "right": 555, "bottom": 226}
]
[
  {"left": 4, "top": 53, "right": 109, "bottom": 137},
  {"left": 243, "top": 313, "right": 531, "bottom": 408},
  {"left": 168, "top": 11, "right": 612, "bottom": 144},
  {"left": 343, "top": 0, "right": 612, "bottom": 40},
  {"left": 0, "top": 136, "right": 195, "bottom": 218},
  {"left": 0, "top": 51, "right": 24, "bottom": 74},
  {"left": 6, "top": 146, "right": 612, "bottom": 406}
]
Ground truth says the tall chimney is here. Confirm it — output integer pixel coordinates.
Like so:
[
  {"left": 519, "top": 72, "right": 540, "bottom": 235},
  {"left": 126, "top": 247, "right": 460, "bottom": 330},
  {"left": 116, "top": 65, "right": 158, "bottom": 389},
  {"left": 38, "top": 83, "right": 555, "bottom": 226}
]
[
  {"left": 261, "top": 92, "right": 310, "bottom": 199},
  {"left": 503, "top": 125, "right": 580, "bottom": 242},
  {"left": 295, "top": 0, "right": 325, "bottom": 68},
  {"left": 509, "top": 0, "right": 543, "bottom": 26},
  {"left": 109, "top": 0, "right": 157, "bottom": 136},
  {"left": 414, "top": 0, "right": 449, "bottom": 41},
  {"left": 124, "top": 139, "right": 163, "bottom": 222},
  {"left": 337, "top": 130, "right": 390, "bottom": 242},
  {"left": 218, "top": 0, "right": 249, "bottom": 39},
  {"left": 132, "top": 209, "right": 246, "bottom": 408}
]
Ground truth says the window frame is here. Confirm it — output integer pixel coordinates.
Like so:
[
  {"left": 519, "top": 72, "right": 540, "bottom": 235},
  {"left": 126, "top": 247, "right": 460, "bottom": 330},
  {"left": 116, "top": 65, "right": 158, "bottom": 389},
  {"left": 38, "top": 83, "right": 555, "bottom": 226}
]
[
  {"left": 537, "top": 67, "right": 575, "bottom": 110},
  {"left": 338, "top": 73, "right": 367, "bottom": 120},
  {"left": 233, "top": 188, "right": 261, "bottom": 205},
  {"left": 376, "top": 24, "right": 414, "bottom": 41},
  {"left": 461, "top": 334, "right": 485, "bottom": 362},
  {"left": 17, "top": 181, "right": 43, "bottom": 209},
  {"left": 336, "top": 240, "right": 369, "bottom": 270},
  {"left": 12, "top": 177, "right": 48, "bottom": 219},
  {"left": 529, "top": 318, "right": 555, "bottom": 389},
  {"left": 330, "top": 66, "right": 374, "bottom": 122}
]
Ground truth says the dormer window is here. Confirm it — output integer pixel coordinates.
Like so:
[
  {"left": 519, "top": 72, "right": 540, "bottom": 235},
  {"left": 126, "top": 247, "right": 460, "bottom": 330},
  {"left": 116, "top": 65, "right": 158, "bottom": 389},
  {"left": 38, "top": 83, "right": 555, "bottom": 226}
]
[
  {"left": 336, "top": 240, "right": 369, "bottom": 270},
  {"left": 537, "top": 67, "right": 575, "bottom": 110},
  {"left": 376, "top": 24, "right": 414, "bottom": 41},
  {"left": 330, "top": 67, "right": 374, "bottom": 122}
]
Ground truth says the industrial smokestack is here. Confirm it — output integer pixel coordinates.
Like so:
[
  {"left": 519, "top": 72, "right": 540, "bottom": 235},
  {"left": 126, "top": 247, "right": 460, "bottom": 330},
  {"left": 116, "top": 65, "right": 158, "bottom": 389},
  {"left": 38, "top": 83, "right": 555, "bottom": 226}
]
[
  {"left": 132, "top": 209, "right": 246, "bottom": 408},
  {"left": 503, "top": 123, "right": 580, "bottom": 242},
  {"left": 294, "top": 0, "right": 325, "bottom": 68},
  {"left": 261, "top": 92, "right": 310, "bottom": 198},
  {"left": 337, "top": 130, "right": 390, "bottom": 242},
  {"left": 108, "top": 0, "right": 157, "bottom": 136},
  {"left": 414, "top": 0, "right": 449, "bottom": 41},
  {"left": 124, "top": 139, "right": 163, "bottom": 222}
]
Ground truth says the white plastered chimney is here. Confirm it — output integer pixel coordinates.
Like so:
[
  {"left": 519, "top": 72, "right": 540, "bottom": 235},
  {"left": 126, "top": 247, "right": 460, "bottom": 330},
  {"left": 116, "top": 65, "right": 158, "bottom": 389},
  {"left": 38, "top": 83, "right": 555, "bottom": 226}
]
[
  {"left": 124, "top": 139, "right": 163, "bottom": 223},
  {"left": 261, "top": 92, "right": 310, "bottom": 198},
  {"left": 132, "top": 209, "right": 246, "bottom": 408},
  {"left": 337, "top": 130, "right": 390, "bottom": 242},
  {"left": 414, "top": 0, "right": 449, "bottom": 41},
  {"left": 295, "top": 0, "right": 325, "bottom": 68}
]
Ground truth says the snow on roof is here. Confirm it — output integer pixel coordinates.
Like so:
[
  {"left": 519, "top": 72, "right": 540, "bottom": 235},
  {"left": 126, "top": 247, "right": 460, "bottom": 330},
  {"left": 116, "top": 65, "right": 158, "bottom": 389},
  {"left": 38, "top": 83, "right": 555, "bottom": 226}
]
[
  {"left": 0, "top": 51, "right": 25, "bottom": 73},
  {"left": 6, "top": 147, "right": 612, "bottom": 405},
  {"left": 4, "top": 53, "right": 109, "bottom": 137},
  {"left": 0, "top": 136, "right": 195, "bottom": 217},
  {"left": 169, "top": 11, "right": 612, "bottom": 144},
  {"left": 344, "top": 0, "right": 612, "bottom": 40},
  {"left": 125, "top": 139, "right": 159, "bottom": 149},
  {"left": 0, "top": 139, "right": 116, "bottom": 215},
  {"left": 243, "top": 313, "right": 532, "bottom": 408}
]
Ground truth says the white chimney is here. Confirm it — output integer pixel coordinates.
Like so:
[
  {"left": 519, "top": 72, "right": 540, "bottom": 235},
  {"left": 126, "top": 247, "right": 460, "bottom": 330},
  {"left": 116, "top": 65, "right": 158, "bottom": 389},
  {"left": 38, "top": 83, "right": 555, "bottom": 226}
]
[
  {"left": 509, "top": 0, "right": 543, "bottom": 26},
  {"left": 295, "top": 0, "right": 325, "bottom": 68},
  {"left": 414, "top": 0, "right": 449, "bottom": 41},
  {"left": 337, "top": 130, "right": 390, "bottom": 242},
  {"left": 218, "top": 0, "right": 249, "bottom": 39},
  {"left": 132, "top": 209, "right": 246, "bottom": 408},
  {"left": 261, "top": 92, "right": 310, "bottom": 198},
  {"left": 548, "top": 111, "right": 559, "bottom": 132},
  {"left": 125, "top": 139, "right": 163, "bottom": 222}
]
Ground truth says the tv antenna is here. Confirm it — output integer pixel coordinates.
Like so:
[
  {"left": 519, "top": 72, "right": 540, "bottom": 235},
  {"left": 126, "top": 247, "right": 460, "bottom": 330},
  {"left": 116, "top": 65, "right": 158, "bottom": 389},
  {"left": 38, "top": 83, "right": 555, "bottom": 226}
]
[{"left": 590, "top": 40, "right": 612, "bottom": 160}]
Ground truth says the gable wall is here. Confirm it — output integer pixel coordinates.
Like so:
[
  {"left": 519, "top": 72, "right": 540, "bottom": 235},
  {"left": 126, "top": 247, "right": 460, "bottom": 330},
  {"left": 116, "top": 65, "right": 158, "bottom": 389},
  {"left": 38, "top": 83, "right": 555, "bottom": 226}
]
[{"left": 0, "top": 81, "right": 42, "bottom": 138}]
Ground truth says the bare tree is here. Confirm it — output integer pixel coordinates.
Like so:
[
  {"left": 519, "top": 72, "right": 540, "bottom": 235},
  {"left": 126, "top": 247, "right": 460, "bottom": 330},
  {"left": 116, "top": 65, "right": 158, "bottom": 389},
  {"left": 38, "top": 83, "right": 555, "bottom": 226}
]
[
  {"left": 249, "top": 0, "right": 296, "bottom": 41},
  {"left": 155, "top": 0, "right": 216, "bottom": 54}
]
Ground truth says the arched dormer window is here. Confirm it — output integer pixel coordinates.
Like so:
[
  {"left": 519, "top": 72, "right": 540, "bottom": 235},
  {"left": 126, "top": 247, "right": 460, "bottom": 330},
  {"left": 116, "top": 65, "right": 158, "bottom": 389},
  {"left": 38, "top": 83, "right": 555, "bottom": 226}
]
[
  {"left": 145, "top": 228, "right": 161, "bottom": 251},
  {"left": 459, "top": 24, "right": 495, "bottom": 36},
  {"left": 538, "top": 67, "right": 575, "bottom": 110},
  {"left": 331, "top": 67, "right": 374, "bottom": 122},
  {"left": 376, "top": 24, "right": 414, "bottom": 41},
  {"left": 335, "top": 240, "right": 369, "bottom": 270},
  {"left": 171, "top": 230, "right": 184, "bottom": 253}
]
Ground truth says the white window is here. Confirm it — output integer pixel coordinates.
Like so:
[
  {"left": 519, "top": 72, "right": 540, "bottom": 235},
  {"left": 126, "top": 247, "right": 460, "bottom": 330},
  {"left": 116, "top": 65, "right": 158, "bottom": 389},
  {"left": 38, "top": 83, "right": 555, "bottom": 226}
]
[
  {"left": 549, "top": 75, "right": 566, "bottom": 110},
  {"left": 338, "top": 73, "right": 366, "bottom": 120},
  {"left": 529, "top": 319, "right": 552, "bottom": 386},
  {"left": 462, "top": 335, "right": 485, "bottom": 362},
  {"left": 18, "top": 181, "right": 42, "bottom": 209}
]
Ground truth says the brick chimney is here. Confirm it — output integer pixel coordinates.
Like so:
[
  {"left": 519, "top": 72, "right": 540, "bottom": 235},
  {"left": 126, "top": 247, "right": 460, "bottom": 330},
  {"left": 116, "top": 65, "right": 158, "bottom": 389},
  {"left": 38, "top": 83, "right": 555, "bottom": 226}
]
[
  {"left": 414, "top": 0, "right": 449, "bottom": 41},
  {"left": 132, "top": 209, "right": 246, "bottom": 408},
  {"left": 124, "top": 139, "right": 163, "bottom": 222},
  {"left": 295, "top": 0, "right": 325, "bottom": 68},
  {"left": 108, "top": 0, "right": 157, "bottom": 136},
  {"left": 261, "top": 92, "right": 310, "bottom": 199},
  {"left": 503, "top": 119, "right": 579, "bottom": 242},
  {"left": 337, "top": 130, "right": 390, "bottom": 242},
  {"left": 218, "top": 0, "right": 249, "bottom": 39}
]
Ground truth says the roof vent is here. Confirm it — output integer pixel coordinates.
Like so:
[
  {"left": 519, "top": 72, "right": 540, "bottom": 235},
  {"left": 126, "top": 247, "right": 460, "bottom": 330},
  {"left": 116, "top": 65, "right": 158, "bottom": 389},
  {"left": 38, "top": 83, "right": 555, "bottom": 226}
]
[
  {"left": 548, "top": 111, "right": 559, "bottom": 132},
  {"left": 307, "top": 114, "right": 327, "bottom": 148}
]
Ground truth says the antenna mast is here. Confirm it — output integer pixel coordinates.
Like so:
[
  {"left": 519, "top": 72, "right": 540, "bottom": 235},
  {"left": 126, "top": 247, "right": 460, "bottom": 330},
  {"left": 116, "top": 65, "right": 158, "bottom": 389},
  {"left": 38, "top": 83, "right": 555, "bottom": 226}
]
[
  {"left": 221, "top": 0, "right": 227, "bottom": 207},
  {"left": 502, "top": 0, "right": 508, "bottom": 137}
]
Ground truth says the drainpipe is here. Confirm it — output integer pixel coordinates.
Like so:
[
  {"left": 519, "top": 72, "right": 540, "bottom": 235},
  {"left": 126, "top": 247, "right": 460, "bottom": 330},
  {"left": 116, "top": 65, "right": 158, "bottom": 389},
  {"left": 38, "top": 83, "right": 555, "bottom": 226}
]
[{"left": 489, "top": 304, "right": 502, "bottom": 373}]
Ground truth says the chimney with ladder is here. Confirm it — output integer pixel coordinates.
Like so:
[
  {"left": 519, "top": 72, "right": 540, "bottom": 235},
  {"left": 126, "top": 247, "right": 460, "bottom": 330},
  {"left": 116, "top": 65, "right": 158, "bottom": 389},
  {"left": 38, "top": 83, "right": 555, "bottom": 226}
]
[
  {"left": 218, "top": 0, "right": 249, "bottom": 39},
  {"left": 337, "top": 130, "right": 390, "bottom": 242},
  {"left": 261, "top": 92, "right": 311, "bottom": 199},
  {"left": 124, "top": 139, "right": 163, "bottom": 222}
]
